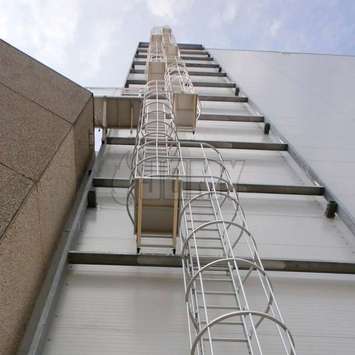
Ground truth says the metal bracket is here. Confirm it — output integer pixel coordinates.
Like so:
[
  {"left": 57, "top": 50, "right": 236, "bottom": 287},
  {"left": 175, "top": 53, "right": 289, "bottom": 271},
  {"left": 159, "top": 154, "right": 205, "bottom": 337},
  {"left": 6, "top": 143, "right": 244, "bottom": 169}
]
[
  {"left": 325, "top": 200, "right": 338, "bottom": 218},
  {"left": 87, "top": 188, "right": 97, "bottom": 208},
  {"left": 264, "top": 122, "right": 271, "bottom": 135}
]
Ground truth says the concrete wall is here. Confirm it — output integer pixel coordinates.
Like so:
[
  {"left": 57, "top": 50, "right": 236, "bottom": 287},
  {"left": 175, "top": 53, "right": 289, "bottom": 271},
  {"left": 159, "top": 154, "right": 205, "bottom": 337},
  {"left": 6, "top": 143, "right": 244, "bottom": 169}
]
[
  {"left": 93, "top": 97, "right": 141, "bottom": 129},
  {"left": 73, "top": 98, "right": 95, "bottom": 183},
  {"left": 37, "top": 130, "right": 78, "bottom": 262},
  {"left": 0, "top": 39, "right": 94, "bottom": 355},
  {"left": 0, "top": 189, "right": 44, "bottom": 355}
]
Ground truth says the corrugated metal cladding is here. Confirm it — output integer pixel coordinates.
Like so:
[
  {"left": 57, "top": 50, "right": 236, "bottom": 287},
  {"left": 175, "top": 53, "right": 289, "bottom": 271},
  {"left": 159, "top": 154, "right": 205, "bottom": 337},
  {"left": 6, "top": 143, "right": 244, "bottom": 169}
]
[
  {"left": 43, "top": 45, "right": 355, "bottom": 355},
  {"left": 211, "top": 48, "right": 355, "bottom": 222},
  {"left": 44, "top": 266, "right": 189, "bottom": 355}
]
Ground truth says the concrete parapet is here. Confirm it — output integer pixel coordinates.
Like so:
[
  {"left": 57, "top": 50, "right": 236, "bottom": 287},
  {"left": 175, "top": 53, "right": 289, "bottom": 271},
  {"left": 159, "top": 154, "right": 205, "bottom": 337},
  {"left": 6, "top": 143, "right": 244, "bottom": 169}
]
[{"left": 0, "top": 39, "right": 94, "bottom": 354}]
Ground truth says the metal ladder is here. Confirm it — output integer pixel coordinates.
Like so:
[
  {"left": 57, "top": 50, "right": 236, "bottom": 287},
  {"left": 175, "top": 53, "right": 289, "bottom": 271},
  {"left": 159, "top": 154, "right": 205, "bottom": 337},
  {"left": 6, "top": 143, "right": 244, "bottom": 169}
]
[
  {"left": 127, "top": 26, "right": 297, "bottom": 354},
  {"left": 127, "top": 80, "right": 185, "bottom": 254},
  {"left": 165, "top": 53, "right": 201, "bottom": 132},
  {"left": 180, "top": 143, "right": 296, "bottom": 354}
]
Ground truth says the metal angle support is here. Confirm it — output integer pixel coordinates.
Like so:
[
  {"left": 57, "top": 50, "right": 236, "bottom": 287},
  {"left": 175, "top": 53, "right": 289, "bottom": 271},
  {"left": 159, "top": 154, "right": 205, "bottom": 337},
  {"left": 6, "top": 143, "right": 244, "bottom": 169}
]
[
  {"left": 133, "top": 60, "right": 219, "bottom": 68},
  {"left": 138, "top": 49, "right": 210, "bottom": 56},
  {"left": 105, "top": 136, "right": 288, "bottom": 151},
  {"left": 135, "top": 55, "right": 213, "bottom": 61},
  {"left": 93, "top": 178, "right": 325, "bottom": 196},
  {"left": 198, "top": 95, "right": 248, "bottom": 102},
  {"left": 98, "top": 93, "right": 248, "bottom": 103},
  {"left": 130, "top": 69, "right": 227, "bottom": 77},
  {"left": 125, "top": 79, "right": 237, "bottom": 89},
  {"left": 138, "top": 42, "right": 205, "bottom": 50},
  {"left": 68, "top": 251, "right": 355, "bottom": 274},
  {"left": 199, "top": 113, "right": 265, "bottom": 123}
]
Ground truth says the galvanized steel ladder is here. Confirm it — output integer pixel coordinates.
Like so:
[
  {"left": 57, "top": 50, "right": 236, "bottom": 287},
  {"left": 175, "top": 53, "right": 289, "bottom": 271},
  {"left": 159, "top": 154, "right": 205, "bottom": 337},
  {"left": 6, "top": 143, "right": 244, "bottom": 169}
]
[
  {"left": 127, "top": 26, "right": 297, "bottom": 354},
  {"left": 180, "top": 143, "right": 296, "bottom": 354},
  {"left": 165, "top": 57, "right": 201, "bottom": 131},
  {"left": 127, "top": 80, "right": 185, "bottom": 254}
]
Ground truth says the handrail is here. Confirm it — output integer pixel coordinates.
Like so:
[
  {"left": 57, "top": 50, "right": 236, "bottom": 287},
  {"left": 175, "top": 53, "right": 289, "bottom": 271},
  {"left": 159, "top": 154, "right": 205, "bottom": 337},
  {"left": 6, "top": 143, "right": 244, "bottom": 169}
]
[
  {"left": 181, "top": 220, "right": 253, "bottom": 257},
  {"left": 183, "top": 257, "right": 275, "bottom": 329},
  {"left": 190, "top": 311, "right": 296, "bottom": 355}
]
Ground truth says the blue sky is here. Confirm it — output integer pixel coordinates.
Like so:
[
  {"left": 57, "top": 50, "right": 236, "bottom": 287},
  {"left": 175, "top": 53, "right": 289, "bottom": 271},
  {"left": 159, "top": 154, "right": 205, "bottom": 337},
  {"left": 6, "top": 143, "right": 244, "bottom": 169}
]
[{"left": 0, "top": 0, "right": 354, "bottom": 86}]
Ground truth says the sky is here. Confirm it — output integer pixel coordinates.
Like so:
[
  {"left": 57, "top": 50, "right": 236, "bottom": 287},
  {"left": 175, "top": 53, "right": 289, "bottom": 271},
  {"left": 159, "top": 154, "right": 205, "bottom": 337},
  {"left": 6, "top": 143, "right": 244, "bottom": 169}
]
[{"left": 1, "top": 0, "right": 355, "bottom": 87}]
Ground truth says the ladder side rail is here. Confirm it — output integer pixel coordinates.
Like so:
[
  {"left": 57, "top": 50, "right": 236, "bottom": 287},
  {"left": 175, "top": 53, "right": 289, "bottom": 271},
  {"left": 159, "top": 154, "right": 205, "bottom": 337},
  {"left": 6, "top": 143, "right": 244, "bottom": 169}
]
[
  {"left": 181, "top": 188, "right": 214, "bottom": 355},
  {"left": 204, "top": 145, "right": 297, "bottom": 353},
  {"left": 189, "top": 145, "right": 260, "bottom": 353},
  {"left": 200, "top": 144, "right": 296, "bottom": 354}
]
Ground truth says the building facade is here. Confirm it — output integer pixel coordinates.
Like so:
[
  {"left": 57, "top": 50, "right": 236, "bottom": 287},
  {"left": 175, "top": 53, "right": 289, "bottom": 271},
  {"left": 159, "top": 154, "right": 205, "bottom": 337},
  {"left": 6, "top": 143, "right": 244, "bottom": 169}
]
[{"left": 7, "top": 27, "right": 355, "bottom": 355}]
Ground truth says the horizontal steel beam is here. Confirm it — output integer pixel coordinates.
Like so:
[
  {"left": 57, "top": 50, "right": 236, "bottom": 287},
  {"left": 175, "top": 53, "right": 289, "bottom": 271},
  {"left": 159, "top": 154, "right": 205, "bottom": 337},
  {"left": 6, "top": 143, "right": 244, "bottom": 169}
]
[
  {"left": 106, "top": 136, "right": 287, "bottom": 151},
  {"left": 176, "top": 43, "right": 205, "bottom": 49},
  {"left": 126, "top": 79, "right": 145, "bottom": 85},
  {"left": 199, "top": 95, "right": 247, "bottom": 102},
  {"left": 68, "top": 252, "right": 354, "bottom": 274},
  {"left": 101, "top": 91, "right": 246, "bottom": 103},
  {"left": 234, "top": 183, "right": 324, "bottom": 195},
  {"left": 69, "top": 251, "right": 181, "bottom": 267},
  {"left": 135, "top": 55, "right": 213, "bottom": 61},
  {"left": 93, "top": 178, "right": 324, "bottom": 196},
  {"left": 200, "top": 113, "right": 264, "bottom": 123},
  {"left": 180, "top": 50, "right": 209, "bottom": 55},
  {"left": 133, "top": 60, "right": 219, "bottom": 69},
  {"left": 181, "top": 55, "right": 213, "bottom": 61},
  {"left": 92, "top": 94, "right": 246, "bottom": 104},
  {"left": 188, "top": 71, "right": 226, "bottom": 77},
  {"left": 138, "top": 49, "right": 210, "bottom": 56},
  {"left": 126, "top": 79, "right": 236, "bottom": 89},
  {"left": 130, "top": 68, "right": 226, "bottom": 77},
  {"left": 193, "top": 82, "right": 236, "bottom": 88},
  {"left": 138, "top": 42, "right": 204, "bottom": 50}
]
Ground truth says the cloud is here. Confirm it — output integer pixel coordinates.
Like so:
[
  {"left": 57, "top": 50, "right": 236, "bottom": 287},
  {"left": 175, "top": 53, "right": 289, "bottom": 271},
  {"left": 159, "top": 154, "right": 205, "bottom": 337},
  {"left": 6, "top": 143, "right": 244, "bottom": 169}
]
[
  {"left": 144, "top": 0, "right": 194, "bottom": 21},
  {"left": 10, "top": 1, "right": 76, "bottom": 51},
  {"left": 222, "top": 1, "right": 240, "bottom": 23},
  {"left": 0, "top": 0, "right": 354, "bottom": 87},
  {"left": 0, "top": 0, "right": 80, "bottom": 72},
  {"left": 270, "top": 19, "right": 282, "bottom": 37}
]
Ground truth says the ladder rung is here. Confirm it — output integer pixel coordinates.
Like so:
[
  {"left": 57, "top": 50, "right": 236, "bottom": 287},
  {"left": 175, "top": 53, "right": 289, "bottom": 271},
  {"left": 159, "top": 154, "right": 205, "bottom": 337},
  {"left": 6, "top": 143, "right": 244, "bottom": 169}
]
[
  {"left": 141, "top": 235, "right": 171, "bottom": 239},
  {"left": 188, "top": 227, "right": 218, "bottom": 230},
  {"left": 143, "top": 171, "right": 170, "bottom": 173},
  {"left": 207, "top": 267, "right": 232, "bottom": 271},
  {"left": 195, "top": 246, "right": 224, "bottom": 250},
  {"left": 191, "top": 204, "right": 212, "bottom": 209},
  {"left": 199, "top": 305, "right": 238, "bottom": 310},
  {"left": 203, "top": 278, "right": 232, "bottom": 282},
  {"left": 188, "top": 212, "right": 214, "bottom": 216},
  {"left": 195, "top": 236, "right": 220, "bottom": 241},
  {"left": 203, "top": 337, "right": 247, "bottom": 343},
  {"left": 190, "top": 199, "right": 211, "bottom": 203},
  {"left": 197, "top": 291, "right": 235, "bottom": 296},
  {"left": 191, "top": 205, "right": 212, "bottom": 209},
  {"left": 140, "top": 244, "right": 173, "bottom": 248},
  {"left": 201, "top": 320, "right": 243, "bottom": 326},
  {"left": 188, "top": 228, "right": 219, "bottom": 232}
]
